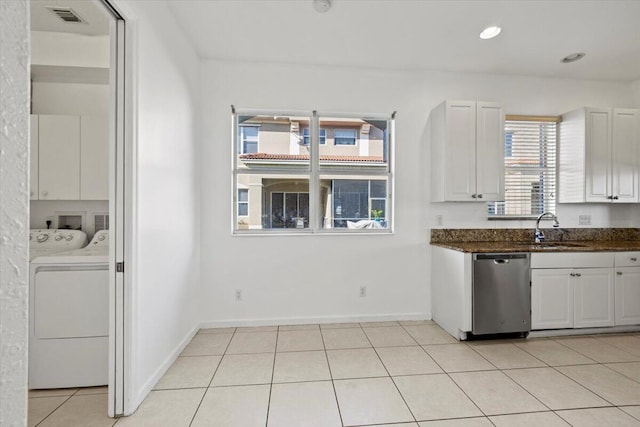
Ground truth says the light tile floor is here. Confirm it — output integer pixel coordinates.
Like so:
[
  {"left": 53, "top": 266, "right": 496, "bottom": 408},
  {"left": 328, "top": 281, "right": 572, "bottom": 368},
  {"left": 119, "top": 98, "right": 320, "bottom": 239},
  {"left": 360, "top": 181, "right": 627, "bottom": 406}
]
[{"left": 28, "top": 322, "right": 640, "bottom": 426}]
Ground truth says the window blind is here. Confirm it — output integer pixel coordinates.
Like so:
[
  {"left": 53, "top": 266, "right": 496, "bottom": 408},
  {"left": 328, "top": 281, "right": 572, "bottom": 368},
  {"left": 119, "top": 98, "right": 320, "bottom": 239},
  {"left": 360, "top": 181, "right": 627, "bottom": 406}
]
[{"left": 488, "top": 118, "right": 558, "bottom": 218}]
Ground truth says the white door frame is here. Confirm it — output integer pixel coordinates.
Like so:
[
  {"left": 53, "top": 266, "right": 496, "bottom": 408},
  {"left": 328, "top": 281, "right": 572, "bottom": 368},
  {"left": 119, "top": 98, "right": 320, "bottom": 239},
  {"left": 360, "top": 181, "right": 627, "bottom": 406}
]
[{"left": 100, "top": 0, "right": 136, "bottom": 417}]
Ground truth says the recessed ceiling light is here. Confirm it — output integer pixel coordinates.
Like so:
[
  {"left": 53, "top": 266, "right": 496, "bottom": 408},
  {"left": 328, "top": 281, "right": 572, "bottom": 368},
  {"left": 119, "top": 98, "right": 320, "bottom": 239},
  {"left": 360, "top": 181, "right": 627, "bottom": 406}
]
[
  {"left": 562, "top": 52, "right": 586, "bottom": 63},
  {"left": 313, "top": 0, "right": 331, "bottom": 13},
  {"left": 479, "top": 26, "right": 502, "bottom": 40}
]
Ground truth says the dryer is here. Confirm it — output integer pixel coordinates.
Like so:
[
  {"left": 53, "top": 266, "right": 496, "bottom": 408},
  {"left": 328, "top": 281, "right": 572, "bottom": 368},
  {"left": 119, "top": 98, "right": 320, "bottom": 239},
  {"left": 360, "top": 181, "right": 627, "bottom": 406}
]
[{"left": 29, "top": 230, "right": 109, "bottom": 389}]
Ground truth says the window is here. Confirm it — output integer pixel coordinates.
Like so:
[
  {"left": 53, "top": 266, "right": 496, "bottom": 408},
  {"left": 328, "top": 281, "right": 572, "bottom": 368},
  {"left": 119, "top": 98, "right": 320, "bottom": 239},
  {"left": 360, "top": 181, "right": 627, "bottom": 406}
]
[
  {"left": 238, "top": 189, "right": 249, "bottom": 216},
  {"left": 239, "top": 125, "right": 258, "bottom": 154},
  {"left": 233, "top": 111, "right": 393, "bottom": 233},
  {"left": 302, "top": 128, "right": 326, "bottom": 145},
  {"left": 488, "top": 117, "right": 558, "bottom": 218},
  {"left": 334, "top": 129, "right": 357, "bottom": 145}
]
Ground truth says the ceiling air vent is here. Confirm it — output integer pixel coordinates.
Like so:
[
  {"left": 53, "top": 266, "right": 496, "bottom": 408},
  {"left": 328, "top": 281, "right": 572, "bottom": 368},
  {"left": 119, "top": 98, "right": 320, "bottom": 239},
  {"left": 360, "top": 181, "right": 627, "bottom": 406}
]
[{"left": 46, "top": 7, "right": 86, "bottom": 24}]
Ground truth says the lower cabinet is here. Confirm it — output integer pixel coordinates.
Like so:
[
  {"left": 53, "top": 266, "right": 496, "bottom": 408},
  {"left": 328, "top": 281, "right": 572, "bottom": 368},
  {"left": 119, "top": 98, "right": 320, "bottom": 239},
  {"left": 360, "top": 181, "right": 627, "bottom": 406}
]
[
  {"left": 573, "top": 268, "right": 614, "bottom": 328},
  {"left": 615, "top": 267, "right": 640, "bottom": 325},
  {"left": 532, "top": 251, "right": 640, "bottom": 330},
  {"left": 532, "top": 268, "right": 614, "bottom": 329},
  {"left": 531, "top": 269, "right": 574, "bottom": 329}
]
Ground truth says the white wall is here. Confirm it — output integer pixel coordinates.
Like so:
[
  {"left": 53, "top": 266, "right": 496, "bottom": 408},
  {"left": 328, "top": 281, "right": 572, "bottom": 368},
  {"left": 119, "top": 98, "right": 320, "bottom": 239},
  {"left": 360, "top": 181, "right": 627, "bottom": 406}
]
[
  {"left": 200, "top": 60, "right": 637, "bottom": 326},
  {"left": 31, "top": 31, "right": 110, "bottom": 68},
  {"left": 114, "top": 0, "right": 201, "bottom": 413},
  {"left": 32, "top": 82, "right": 109, "bottom": 116},
  {"left": 634, "top": 79, "right": 640, "bottom": 107},
  {"left": 0, "top": 0, "right": 29, "bottom": 425}
]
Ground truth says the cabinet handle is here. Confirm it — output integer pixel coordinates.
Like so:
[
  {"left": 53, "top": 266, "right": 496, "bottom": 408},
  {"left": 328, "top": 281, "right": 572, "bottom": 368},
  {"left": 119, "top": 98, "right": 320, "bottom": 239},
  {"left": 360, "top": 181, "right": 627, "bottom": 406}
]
[
  {"left": 570, "top": 273, "right": 575, "bottom": 277},
  {"left": 575, "top": 273, "right": 582, "bottom": 277},
  {"left": 477, "top": 194, "right": 483, "bottom": 199},
  {"left": 471, "top": 194, "right": 477, "bottom": 199},
  {"left": 630, "top": 257, "right": 637, "bottom": 262},
  {"left": 613, "top": 196, "right": 619, "bottom": 200},
  {"left": 617, "top": 272, "right": 623, "bottom": 276},
  {"left": 607, "top": 195, "right": 613, "bottom": 200}
]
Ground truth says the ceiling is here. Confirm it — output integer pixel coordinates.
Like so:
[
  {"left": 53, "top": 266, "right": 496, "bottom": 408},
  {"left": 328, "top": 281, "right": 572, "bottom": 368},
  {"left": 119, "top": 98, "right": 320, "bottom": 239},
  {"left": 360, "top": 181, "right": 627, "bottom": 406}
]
[
  {"left": 167, "top": 0, "right": 640, "bottom": 82},
  {"left": 31, "top": 0, "right": 110, "bottom": 35}
]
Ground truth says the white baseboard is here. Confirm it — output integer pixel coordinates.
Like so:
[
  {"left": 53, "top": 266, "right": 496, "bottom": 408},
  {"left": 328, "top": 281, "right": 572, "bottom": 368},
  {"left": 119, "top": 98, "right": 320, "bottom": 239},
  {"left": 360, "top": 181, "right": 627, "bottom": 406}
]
[
  {"left": 129, "top": 324, "right": 199, "bottom": 415},
  {"left": 200, "top": 312, "right": 430, "bottom": 329}
]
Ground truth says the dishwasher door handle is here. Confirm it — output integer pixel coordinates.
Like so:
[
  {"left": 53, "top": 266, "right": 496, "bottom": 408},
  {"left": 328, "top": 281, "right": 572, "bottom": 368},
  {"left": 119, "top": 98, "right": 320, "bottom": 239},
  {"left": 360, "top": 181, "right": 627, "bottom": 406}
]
[{"left": 493, "top": 259, "right": 510, "bottom": 264}]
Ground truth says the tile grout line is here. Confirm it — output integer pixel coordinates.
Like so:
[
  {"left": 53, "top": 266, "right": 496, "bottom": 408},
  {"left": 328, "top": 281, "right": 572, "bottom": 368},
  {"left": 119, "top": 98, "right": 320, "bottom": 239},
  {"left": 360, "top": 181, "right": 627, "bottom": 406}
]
[
  {"left": 33, "top": 394, "right": 76, "bottom": 427},
  {"left": 263, "top": 327, "right": 279, "bottom": 427},
  {"left": 361, "top": 325, "right": 418, "bottom": 425},
  {"left": 319, "top": 324, "right": 345, "bottom": 426},
  {"left": 187, "top": 327, "right": 236, "bottom": 427}
]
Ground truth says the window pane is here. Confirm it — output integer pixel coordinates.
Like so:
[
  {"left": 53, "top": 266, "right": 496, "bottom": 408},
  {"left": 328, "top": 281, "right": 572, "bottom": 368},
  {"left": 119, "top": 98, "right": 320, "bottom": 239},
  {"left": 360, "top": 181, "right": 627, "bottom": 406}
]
[
  {"left": 238, "top": 189, "right": 249, "bottom": 217},
  {"left": 236, "top": 174, "right": 309, "bottom": 230},
  {"left": 320, "top": 177, "right": 389, "bottom": 229},
  {"left": 236, "top": 114, "right": 311, "bottom": 170},
  {"left": 488, "top": 120, "right": 557, "bottom": 218},
  {"left": 318, "top": 117, "right": 389, "bottom": 169}
]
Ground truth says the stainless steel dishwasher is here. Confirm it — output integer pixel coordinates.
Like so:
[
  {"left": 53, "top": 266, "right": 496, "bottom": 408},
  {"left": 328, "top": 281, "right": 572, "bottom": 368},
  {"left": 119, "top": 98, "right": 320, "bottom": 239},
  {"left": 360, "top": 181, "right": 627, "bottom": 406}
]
[{"left": 472, "top": 253, "right": 531, "bottom": 335}]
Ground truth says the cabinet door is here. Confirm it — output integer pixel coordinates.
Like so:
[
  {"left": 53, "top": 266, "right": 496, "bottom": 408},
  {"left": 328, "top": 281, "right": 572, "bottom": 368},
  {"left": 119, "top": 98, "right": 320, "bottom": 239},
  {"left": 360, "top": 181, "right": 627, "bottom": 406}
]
[
  {"left": 444, "top": 101, "right": 477, "bottom": 201},
  {"left": 611, "top": 109, "right": 639, "bottom": 202},
  {"left": 475, "top": 102, "right": 504, "bottom": 201},
  {"left": 615, "top": 267, "right": 640, "bottom": 325},
  {"left": 30, "top": 115, "right": 39, "bottom": 200},
  {"left": 574, "top": 268, "right": 614, "bottom": 328},
  {"left": 81, "top": 116, "right": 109, "bottom": 200},
  {"left": 38, "top": 115, "right": 80, "bottom": 200},
  {"left": 531, "top": 269, "right": 574, "bottom": 330},
  {"left": 585, "top": 108, "right": 612, "bottom": 202}
]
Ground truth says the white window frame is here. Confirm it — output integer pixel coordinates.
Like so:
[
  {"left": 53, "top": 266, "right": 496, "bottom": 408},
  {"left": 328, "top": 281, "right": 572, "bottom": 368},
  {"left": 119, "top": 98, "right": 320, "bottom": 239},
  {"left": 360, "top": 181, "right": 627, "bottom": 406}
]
[
  {"left": 239, "top": 125, "right": 259, "bottom": 154},
  {"left": 333, "top": 128, "right": 357, "bottom": 146},
  {"left": 231, "top": 109, "right": 395, "bottom": 235},
  {"left": 303, "top": 127, "right": 326, "bottom": 145},
  {"left": 237, "top": 188, "right": 249, "bottom": 217}
]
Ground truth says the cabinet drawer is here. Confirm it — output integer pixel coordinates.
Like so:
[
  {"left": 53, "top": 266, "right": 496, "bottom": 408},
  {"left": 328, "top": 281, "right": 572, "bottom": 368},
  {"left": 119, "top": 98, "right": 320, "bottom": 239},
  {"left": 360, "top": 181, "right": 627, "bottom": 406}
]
[
  {"left": 531, "top": 252, "right": 614, "bottom": 269},
  {"left": 615, "top": 252, "right": 640, "bottom": 267}
]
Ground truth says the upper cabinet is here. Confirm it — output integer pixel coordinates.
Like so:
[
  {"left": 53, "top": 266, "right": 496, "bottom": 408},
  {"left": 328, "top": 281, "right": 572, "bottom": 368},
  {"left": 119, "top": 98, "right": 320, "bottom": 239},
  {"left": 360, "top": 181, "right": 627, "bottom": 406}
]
[
  {"left": 559, "top": 107, "right": 640, "bottom": 203},
  {"left": 431, "top": 101, "right": 504, "bottom": 202},
  {"left": 38, "top": 115, "right": 81, "bottom": 200},
  {"left": 31, "top": 114, "right": 109, "bottom": 201},
  {"left": 80, "top": 116, "right": 109, "bottom": 200}
]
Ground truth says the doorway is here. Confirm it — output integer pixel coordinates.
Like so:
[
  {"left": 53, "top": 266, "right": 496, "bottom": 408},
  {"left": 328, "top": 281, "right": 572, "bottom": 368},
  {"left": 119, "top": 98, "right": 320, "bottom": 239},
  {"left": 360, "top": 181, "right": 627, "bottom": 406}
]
[{"left": 28, "top": 0, "right": 127, "bottom": 418}]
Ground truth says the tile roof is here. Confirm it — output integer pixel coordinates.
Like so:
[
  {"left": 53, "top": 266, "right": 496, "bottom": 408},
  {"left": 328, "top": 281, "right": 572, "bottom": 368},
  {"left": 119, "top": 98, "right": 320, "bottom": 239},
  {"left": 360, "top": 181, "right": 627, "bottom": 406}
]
[{"left": 239, "top": 153, "right": 385, "bottom": 163}]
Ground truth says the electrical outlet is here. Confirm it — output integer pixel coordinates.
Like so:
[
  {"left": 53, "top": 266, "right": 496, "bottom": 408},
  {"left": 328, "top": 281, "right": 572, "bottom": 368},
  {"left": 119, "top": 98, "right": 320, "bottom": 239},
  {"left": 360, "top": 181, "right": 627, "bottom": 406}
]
[
  {"left": 235, "top": 290, "right": 243, "bottom": 301},
  {"left": 578, "top": 215, "right": 591, "bottom": 226},
  {"left": 359, "top": 286, "right": 367, "bottom": 298}
]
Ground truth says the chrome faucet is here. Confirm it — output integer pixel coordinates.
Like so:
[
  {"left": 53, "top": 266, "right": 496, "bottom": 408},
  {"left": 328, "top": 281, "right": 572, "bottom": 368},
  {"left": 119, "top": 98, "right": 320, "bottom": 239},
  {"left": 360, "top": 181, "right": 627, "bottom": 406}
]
[{"left": 535, "top": 212, "right": 559, "bottom": 243}]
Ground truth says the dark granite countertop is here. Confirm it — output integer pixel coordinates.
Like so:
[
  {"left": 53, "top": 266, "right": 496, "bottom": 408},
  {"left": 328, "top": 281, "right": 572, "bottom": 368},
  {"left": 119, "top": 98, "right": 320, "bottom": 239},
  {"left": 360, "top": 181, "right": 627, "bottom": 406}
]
[{"left": 430, "top": 228, "right": 640, "bottom": 253}]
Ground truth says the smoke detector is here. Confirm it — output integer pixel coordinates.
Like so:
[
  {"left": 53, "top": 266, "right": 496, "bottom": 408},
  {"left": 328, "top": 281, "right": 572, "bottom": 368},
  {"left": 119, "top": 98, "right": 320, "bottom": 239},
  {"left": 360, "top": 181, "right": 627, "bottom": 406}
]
[
  {"left": 313, "top": 0, "right": 332, "bottom": 13},
  {"left": 46, "top": 7, "right": 86, "bottom": 24}
]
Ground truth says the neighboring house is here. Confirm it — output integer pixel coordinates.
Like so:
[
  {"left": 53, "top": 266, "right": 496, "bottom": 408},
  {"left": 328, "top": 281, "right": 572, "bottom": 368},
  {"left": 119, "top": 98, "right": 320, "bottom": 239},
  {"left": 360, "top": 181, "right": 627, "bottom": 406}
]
[{"left": 236, "top": 116, "right": 389, "bottom": 229}]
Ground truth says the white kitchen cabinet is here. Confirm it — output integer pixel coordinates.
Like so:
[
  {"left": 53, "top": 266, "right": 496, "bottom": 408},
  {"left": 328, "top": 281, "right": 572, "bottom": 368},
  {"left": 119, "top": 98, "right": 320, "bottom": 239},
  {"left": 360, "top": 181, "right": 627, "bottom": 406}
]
[
  {"left": 559, "top": 107, "right": 640, "bottom": 203},
  {"left": 573, "top": 268, "right": 614, "bottom": 328},
  {"left": 531, "top": 269, "right": 574, "bottom": 329},
  {"left": 38, "top": 115, "right": 81, "bottom": 200},
  {"left": 531, "top": 252, "right": 615, "bottom": 330},
  {"left": 80, "top": 116, "right": 109, "bottom": 200},
  {"left": 431, "top": 101, "right": 504, "bottom": 202},
  {"left": 30, "top": 115, "right": 39, "bottom": 200},
  {"left": 614, "top": 252, "right": 640, "bottom": 325}
]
